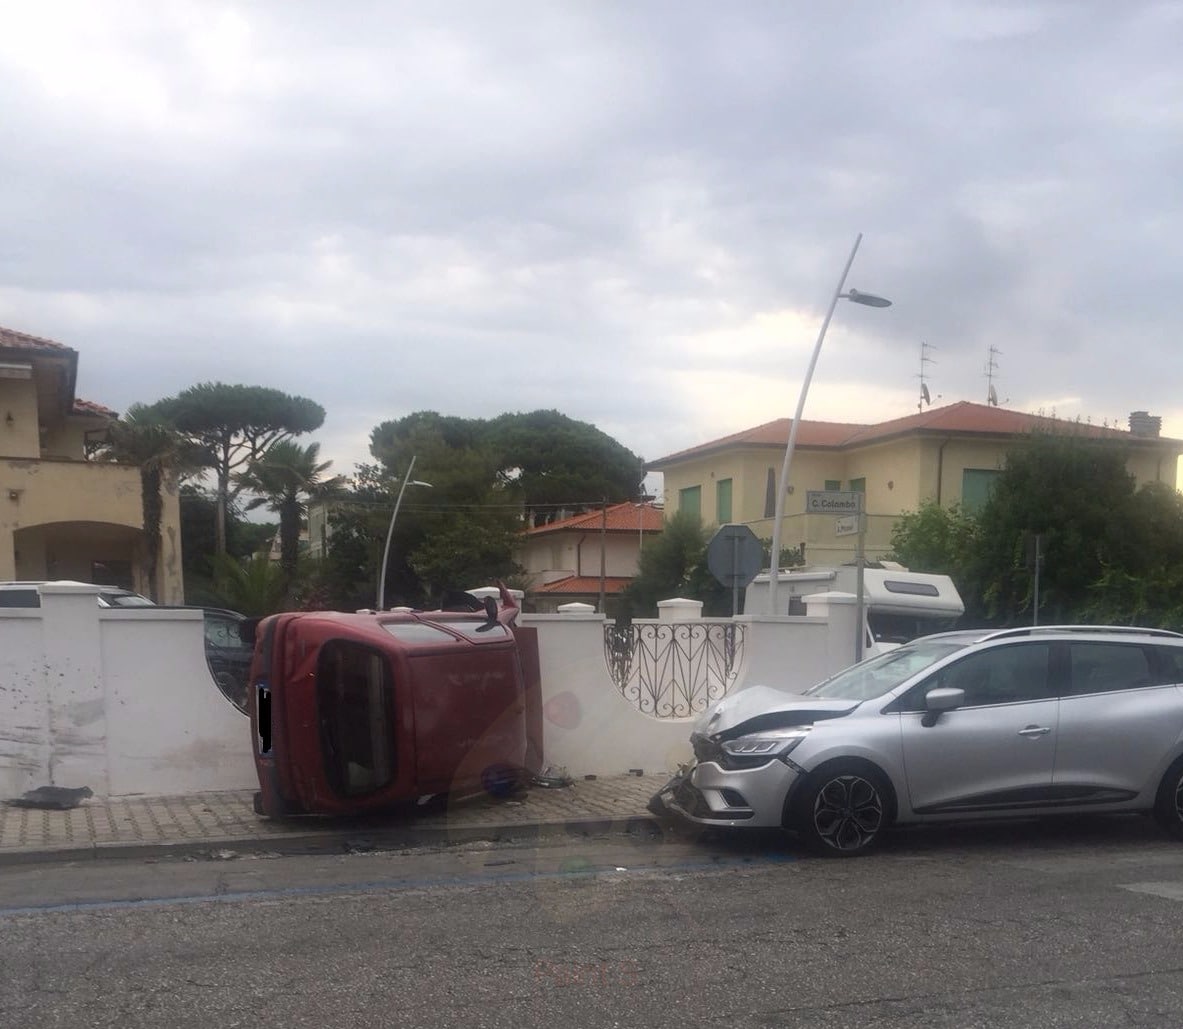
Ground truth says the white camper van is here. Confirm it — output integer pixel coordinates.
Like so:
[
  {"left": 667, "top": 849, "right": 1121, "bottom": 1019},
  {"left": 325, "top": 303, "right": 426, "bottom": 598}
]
[{"left": 744, "top": 563, "right": 965, "bottom": 655}]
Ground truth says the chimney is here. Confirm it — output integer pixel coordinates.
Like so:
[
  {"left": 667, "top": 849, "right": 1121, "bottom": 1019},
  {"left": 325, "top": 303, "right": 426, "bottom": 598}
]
[{"left": 1129, "top": 411, "right": 1162, "bottom": 438}]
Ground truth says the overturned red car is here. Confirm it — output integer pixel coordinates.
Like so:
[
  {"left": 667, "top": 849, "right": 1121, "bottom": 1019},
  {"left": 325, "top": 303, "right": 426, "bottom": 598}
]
[{"left": 246, "top": 590, "right": 542, "bottom": 818}]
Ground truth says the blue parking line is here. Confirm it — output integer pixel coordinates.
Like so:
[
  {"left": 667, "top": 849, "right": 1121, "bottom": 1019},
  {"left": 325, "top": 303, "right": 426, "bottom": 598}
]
[{"left": 0, "top": 853, "right": 797, "bottom": 917}]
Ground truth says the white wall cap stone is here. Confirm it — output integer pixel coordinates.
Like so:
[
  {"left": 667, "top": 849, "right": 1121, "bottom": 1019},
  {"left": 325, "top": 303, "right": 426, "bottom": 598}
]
[
  {"left": 804, "top": 591, "right": 858, "bottom": 608},
  {"left": 37, "top": 581, "right": 103, "bottom": 596}
]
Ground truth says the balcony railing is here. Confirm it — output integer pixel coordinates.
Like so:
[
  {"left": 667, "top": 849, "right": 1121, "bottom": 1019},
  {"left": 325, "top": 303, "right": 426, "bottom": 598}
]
[{"left": 603, "top": 621, "right": 745, "bottom": 720}]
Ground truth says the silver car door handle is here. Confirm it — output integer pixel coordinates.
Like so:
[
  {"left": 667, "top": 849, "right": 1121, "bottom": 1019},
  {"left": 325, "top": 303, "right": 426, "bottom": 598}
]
[{"left": 1018, "top": 725, "right": 1052, "bottom": 738}]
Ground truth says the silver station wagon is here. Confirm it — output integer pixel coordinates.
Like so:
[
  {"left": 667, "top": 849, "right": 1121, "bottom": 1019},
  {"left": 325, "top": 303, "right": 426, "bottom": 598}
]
[{"left": 651, "top": 626, "right": 1183, "bottom": 856}]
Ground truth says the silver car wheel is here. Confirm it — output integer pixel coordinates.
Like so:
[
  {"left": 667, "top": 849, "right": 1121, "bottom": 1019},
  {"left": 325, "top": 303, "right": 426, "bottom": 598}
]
[
  {"left": 1154, "top": 760, "right": 1183, "bottom": 840},
  {"left": 813, "top": 774, "right": 884, "bottom": 852}
]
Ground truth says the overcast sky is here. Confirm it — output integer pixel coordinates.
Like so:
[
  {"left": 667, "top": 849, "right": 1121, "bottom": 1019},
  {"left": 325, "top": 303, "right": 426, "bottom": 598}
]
[{"left": 2, "top": 1, "right": 1181, "bottom": 500}]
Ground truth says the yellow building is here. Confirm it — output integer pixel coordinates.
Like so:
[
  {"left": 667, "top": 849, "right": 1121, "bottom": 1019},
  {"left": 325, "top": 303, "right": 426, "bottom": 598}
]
[
  {"left": 647, "top": 402, "right": 1183, "bottom": 566},
  {"left": 0, "top": 325, "right": 184, "bottom": 601}
]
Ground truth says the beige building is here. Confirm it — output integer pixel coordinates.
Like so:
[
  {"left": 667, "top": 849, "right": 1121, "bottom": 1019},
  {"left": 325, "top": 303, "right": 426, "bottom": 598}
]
[
  {"left": 647, "top": 402, "right": 1183, "bottom": 566},
  {"left": 0, "top": 325, "right": 184, "bottom": 601},
  {"left": 515, "top": 501, "right": 664, "bottom": 613}
]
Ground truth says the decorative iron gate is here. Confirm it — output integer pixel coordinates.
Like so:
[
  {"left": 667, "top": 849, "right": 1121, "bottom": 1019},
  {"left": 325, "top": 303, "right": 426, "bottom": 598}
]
[{"left": 603, "top": 622, "right": 745, "bottom": 719}]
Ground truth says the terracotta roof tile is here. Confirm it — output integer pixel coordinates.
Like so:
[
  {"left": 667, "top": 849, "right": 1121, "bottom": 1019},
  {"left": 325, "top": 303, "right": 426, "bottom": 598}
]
[
  {"left": 648, "top": 417, "right": 868, "bottom": 466},
  {"left": 73, "top": 399, "right": 118, "bottom": 419},
  {"left": 533, "top": 575, "right": 633, "bottom": 595},
  {"left": 526, "top": 501, "right": 664, "bottom": 536},
  {"left": 842, "top": 400, "right": 1139, "bottom": 445},
  {"left": 648, "top": 401, "right": 1180, "bottom": 467},
  {"left": 0, "top": 324, "right": 73, "bottom": 354}
]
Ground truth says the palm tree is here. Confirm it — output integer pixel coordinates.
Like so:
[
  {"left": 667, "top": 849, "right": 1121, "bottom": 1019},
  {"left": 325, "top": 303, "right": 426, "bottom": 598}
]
[
  {"left": 235, "top": 440, "right": 343, "bottom": 584},
  {"left": 210, "top": 551, "right": 289, "bottom": 617},
  {"left": 101, "top": 404, "right": 207, "bottom": 601}
]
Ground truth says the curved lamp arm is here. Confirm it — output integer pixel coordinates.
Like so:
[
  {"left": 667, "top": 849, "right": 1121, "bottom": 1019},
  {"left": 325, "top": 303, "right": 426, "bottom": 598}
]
[{"left": 377, "top": 455, "right": 433, "bottom": 609}]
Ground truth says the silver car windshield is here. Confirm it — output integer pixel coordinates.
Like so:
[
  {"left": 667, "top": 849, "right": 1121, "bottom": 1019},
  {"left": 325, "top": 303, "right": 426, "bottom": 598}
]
[{"left": 805, "top": 640, "right": 968, "bottom": 701}]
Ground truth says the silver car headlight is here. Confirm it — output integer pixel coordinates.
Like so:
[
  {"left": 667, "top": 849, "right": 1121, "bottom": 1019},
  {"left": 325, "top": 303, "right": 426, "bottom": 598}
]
[{"left": 721, "top": 726, "right": 812, "bottom": 761}]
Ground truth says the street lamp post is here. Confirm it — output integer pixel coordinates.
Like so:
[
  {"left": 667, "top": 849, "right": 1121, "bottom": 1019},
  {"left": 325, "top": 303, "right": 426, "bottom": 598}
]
[
  {"left": 376, "top": 455, "right": 433, "bottom": 610},
  {"left": 766, "top": 233, "right": 892, "bottom": 618}
]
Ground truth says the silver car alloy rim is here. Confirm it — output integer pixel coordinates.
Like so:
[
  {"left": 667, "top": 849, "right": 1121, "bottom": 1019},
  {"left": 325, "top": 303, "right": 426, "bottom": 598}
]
[
  {"left": 1175, "top": 774, "right": 1183, "bottom": 824},
  {"left": 813, "top": 775, "right": 884, "bottom": 851}
]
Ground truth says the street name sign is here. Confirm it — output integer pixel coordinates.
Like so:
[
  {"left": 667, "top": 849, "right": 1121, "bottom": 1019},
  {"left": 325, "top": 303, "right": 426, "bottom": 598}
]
[{"left": 805, "top": 490, "right": 863, "bottom": 515}]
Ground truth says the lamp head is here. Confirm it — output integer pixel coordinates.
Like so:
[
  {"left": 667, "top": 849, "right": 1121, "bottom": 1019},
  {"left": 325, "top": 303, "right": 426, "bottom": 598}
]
[{"left": 844, "top": 287, "right": 892, "bottom": 308}]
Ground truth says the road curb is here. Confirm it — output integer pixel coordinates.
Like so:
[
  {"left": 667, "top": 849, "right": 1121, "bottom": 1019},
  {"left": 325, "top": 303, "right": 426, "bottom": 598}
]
[{"left": 0, "top": 814, "right": 667, "bottom": 867}]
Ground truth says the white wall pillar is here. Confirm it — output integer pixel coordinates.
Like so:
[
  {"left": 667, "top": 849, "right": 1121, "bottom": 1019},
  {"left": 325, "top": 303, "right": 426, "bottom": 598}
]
[
  {"left": 804, "top": 591, "right": 861, "bottom": 670},
  {"left": 38, "top": 582, "right": 111, "bottom": 793},
  {"left": 734, "top": 615, "right": 832, "bottom": 695},
  {"left": 657, "top": 598, "right": 703, "bottom": 621}
]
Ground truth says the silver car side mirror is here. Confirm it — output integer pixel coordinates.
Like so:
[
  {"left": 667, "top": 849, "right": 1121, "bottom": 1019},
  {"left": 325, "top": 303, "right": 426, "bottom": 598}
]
[{"left": 921, "top": 687, "right": 965, "bottom": 727}]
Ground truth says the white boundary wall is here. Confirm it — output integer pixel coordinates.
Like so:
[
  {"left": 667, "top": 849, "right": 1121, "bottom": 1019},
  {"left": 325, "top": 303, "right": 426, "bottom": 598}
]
[
  {"left": 0, "top": 583, "right": 255, "bottom": 798},
  {"left": 519, "top": 592, "right": 861, "bottom": 779},
  {"left": 0, "top": 586, "right": 864, "bottom": 796}
]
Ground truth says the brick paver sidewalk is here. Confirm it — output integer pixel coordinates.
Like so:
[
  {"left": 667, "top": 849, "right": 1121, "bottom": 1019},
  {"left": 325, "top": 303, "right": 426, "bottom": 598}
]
[{"left": 0, "top": 774, "right": 668, "bottom": 863}]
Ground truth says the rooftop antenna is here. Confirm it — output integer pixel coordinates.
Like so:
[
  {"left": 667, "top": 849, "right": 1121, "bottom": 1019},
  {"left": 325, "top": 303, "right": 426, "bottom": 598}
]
[
  {"left": 986, "top": 346, "right": 1002, "bottom": 406},
  {"left": 918, "top": 341, "right": 935, "bottom": 413}
]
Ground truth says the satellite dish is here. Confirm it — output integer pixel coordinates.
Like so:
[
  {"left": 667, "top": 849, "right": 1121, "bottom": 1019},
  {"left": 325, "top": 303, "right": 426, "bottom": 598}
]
[
  {"left": 921, "top": 383, "right": 931, "bottom": 405},
  {"left": 988, "top": 384, "right": 999, "bottom": 406}
]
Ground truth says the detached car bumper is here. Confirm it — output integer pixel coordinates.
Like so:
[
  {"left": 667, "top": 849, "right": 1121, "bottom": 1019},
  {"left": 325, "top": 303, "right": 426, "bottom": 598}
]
[{"left": 649, "top": 759, "right": 798, "bottom": 829}]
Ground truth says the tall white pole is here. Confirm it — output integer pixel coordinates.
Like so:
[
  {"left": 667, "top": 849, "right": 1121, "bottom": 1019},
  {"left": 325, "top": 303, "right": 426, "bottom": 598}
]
[
  {"left": 855, "top": 499, "right": 866, "bottom": 662},
  {"left": 377, "top": 455, "right": 417, "bottom": 610},
  {"left": 767, "top": 233, "right": 863, "bottom": 615}
]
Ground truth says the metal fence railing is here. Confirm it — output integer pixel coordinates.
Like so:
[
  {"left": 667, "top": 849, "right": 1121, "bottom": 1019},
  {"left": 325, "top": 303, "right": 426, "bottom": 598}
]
[{"left": 603, "top": 621, "right": 745, "bottom": 719}]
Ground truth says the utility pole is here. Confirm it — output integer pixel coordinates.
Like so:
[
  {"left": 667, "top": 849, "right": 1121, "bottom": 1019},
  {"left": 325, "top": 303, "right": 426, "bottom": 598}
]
[
  {"left": 1031, "top": 533, "right": 1042, "bottom": 626},
  {"left": 1024, "top": 531, "right": 1043, "bottom": 625},
  {"left": 598, "top": 500, "right": 608, "bottom": 613}
]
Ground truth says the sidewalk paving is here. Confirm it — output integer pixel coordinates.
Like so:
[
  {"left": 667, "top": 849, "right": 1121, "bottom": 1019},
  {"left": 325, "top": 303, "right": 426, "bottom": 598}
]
[{"left": 0, "top": 774, "right": 669, "bottom": 865}]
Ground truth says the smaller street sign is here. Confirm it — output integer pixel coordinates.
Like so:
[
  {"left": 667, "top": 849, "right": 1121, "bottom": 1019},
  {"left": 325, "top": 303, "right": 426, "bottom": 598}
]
[{"left": 834, "top": 514, "right": 859, "bottom": 537}]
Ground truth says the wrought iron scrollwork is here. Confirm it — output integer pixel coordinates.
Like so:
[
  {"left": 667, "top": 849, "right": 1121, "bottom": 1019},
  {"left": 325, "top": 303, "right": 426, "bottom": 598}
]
[{"left": 603, "top": 622, "right": 745, "bottom": 719}]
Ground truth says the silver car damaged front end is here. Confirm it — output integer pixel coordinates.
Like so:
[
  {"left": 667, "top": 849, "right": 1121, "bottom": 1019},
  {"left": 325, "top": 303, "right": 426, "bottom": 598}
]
[{"left": 650, "top": 686, "right": 861, "bottom": 828}]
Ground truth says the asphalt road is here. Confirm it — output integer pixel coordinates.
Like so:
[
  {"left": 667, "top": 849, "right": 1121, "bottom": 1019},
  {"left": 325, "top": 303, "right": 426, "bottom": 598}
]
[{"left": 2, "top": 815, "right": 1183, "bottom": 1028}]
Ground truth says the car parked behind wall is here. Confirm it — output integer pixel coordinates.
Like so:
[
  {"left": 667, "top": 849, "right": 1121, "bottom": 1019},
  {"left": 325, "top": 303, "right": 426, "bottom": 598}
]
[
  {"left": 0, "top": 580, "right": 154, "bottom": 608},
  {"left": 193, "top": 607, "right": 253, "bottom": 714},
  {"left": 1, "top": 581, "right": 251, "bottom": 715}
]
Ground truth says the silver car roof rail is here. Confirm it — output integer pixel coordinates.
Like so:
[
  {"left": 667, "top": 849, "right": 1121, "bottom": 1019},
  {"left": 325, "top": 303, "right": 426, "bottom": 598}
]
[{"left": 979, "top": 625, "right": 1183, "bottom": 641}]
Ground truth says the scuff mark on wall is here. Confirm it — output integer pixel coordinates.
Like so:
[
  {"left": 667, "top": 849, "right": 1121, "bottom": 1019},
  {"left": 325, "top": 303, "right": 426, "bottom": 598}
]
[
  {"left": 0, "top": 728, "right": 46, "bottom": 746},
  {"left": 0, "top": 754, "right": 42, "bottom": 772},
  {"left": 66, "top": 698, "right": 105, "bottom": 726},
  {"left": 48, "top": 729, "right": 106, "bottom": 753}
]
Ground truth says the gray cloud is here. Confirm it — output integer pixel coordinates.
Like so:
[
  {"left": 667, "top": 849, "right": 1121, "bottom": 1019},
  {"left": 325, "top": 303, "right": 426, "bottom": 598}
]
[{"left": 1, "top": 0, "right": 1181, "bottom": 479}]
